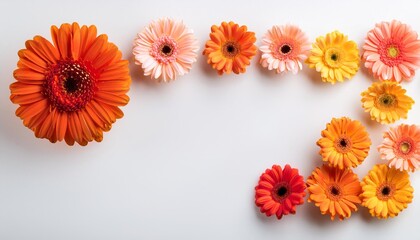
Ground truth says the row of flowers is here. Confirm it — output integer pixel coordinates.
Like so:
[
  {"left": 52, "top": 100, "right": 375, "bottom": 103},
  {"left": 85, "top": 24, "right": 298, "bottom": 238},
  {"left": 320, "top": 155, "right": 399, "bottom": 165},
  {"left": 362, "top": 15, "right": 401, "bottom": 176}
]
[
  {"left": 133, "top": 19, "right": 420, "bottom": 84},
  {"left": 255, "top": 118, "right": 418, "bottom": 220},
  {"left": 9, "top": 19, "right": 420, "bottom": 146}
]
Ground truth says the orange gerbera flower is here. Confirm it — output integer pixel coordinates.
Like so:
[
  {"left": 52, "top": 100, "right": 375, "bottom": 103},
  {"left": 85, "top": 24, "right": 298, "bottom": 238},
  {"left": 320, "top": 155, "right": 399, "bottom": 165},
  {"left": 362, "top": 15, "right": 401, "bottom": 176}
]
[
  {"left": 10, "top": 23, "right": 131, "bottom": 146},
  {"left": 307, "top": 164, "right": 362, "bottom": 221},
  {"left": 203, "top": 21, "right": 257, "bottom": 75},
  {"left": 317, "top": 117, "right": 371, "bottom": 169}
]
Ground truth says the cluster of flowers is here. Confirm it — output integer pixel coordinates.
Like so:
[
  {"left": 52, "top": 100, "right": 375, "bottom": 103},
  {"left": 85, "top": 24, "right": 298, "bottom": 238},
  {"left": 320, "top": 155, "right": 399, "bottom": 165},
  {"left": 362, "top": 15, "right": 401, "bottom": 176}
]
[
  {"left": 9, "top": 19, "right": 420, "bottom": 146},
  {"left": 255, "top": 119, "right": 419, "bottom": 220}
]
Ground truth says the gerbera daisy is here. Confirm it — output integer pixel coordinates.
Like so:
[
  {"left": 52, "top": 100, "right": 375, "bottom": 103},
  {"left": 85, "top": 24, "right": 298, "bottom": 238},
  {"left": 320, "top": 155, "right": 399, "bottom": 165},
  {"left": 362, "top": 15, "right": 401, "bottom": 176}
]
[
  {"left": 10, "top": 22, "right": 131, "bottom": 146},
  {"left": 361, "top": 164, "right": 413, "bottom": 219},
  {"left": 259, "top": 25, "right": 310, "bottom": 74},
  {"left": 255, "top": 164, "right": 306, "bottom": 219},
  {"left": 362, "top": 20, "right": 420, "bottom": 82},
  {"left": 133, "top": 18, "right": 199, "bottom": 82},
  {"left": 203, "top": 21, "right": 257, "bottom": 75},
  {"left": 306, "top": 31, "right": 360, "bottom": 84},
  {"left": 361, "top": 81, "right": 414, "bottom": 124},
  {"left": 317, "top": 117, "right": 371, "bottom": 169},
  {"left": 378, "top": 124, "right": 420, "bottom": 172},
  {"left": 307, "top": 164, "right": 362, "bottom": 221}
]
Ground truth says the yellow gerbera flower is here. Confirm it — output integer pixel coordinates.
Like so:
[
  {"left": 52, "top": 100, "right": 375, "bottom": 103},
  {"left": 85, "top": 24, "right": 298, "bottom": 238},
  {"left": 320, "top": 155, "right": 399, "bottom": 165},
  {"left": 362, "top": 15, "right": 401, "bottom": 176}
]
[
  {"left": 361, "top": 164, "right": 413, "bottom": 219},
  {"left": 361, "top": 81, "right": 414, "bottom": 124},
  {"left": 317, "top": 117, "right": 371, "bottom": 169},
  {"left": 306, "top": 31, "right": 359, "bottom": 84}
]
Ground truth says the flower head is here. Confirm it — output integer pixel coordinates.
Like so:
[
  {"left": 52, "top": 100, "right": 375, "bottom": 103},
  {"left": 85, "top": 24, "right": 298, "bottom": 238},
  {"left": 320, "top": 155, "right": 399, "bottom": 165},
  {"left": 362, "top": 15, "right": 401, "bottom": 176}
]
[
  {"left": 10, "top": 23, "right": 131, "bottom": 146},
  {"left": 307, "top": 164, "right": 362, "bottom": 221},
  {"left": 361, "top": 164, "right": 413, "bottom": 219},
  {"left": 361, "top": 81, "right": 414, "bottom": 124},
  {"left": 362, "top": 20, "right": 420, "bottom": 82},
  {"left": 378, "top": 124, "right": 420, "bottom": 172},
  {"left": 203, "top": 21, "right": 257, "bottom": 75},
  {"left": 259, "top": 25, "right": 310, "bottom": 74},
  {"left": 317, "top": 117, "right": 371, "bottom": 169},
  {"left": 306, "top": 31, "right": 360, "bottom": 84},
  {"left": 255, "top": 164, "right": 306, "bottom": 219},
  {"left": 133, "top": 18, "right": 199, "bottom": 82}
]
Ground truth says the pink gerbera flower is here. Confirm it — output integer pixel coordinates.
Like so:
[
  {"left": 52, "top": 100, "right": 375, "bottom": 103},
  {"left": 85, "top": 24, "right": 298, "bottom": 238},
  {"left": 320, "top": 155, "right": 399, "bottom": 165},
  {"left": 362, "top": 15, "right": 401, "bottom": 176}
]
[
  {"left": 133, "top": 18, "right": 199, "bottom": 82},
  {"left": 259, "top": 25, "right": 310, "bottom": 74},
  {"left": 378, "top": 124, "right": 420, "bottom": 172},
  {"left": 362, "top": 20, "right": 420, "bottom": 82}
]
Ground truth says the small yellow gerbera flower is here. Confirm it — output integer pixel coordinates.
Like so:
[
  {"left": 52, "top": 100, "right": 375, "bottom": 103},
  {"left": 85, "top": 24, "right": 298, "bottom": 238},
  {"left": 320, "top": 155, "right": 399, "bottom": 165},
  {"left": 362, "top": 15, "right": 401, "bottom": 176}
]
[
  {"left": 361, "top": 81, "right": 414, "bottom": 124},
  {"left": 361, "top": 164, "right": 413, "bottom": 219},
  {"left": 306, "top": 31, "right": 360, "bottom": 84}
]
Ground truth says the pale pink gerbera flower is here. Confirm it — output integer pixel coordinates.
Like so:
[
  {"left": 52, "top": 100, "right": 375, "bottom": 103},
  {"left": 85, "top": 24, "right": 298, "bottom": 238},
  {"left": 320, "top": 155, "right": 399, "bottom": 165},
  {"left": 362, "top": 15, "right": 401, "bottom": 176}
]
[
  {"left": 378, "top": 124, "right": 420, "bottom": 172},
  {"left": 259, "top": 25, "right": 310, "bottom": 74},
  {"left": 362, "top": 20, "right": 420, "bottom": 82},
  {"left": 133, "top": 18, "right": 199, "bottom": 82}
]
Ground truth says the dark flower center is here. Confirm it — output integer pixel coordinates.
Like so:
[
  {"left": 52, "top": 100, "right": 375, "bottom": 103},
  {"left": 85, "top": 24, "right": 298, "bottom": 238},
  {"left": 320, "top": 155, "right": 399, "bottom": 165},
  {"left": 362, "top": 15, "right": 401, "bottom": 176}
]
[
  {"left": 161, "top": 44, "right": 173, "bottom": 56},
  {"left": 272, "top": 183, "right": 290, "bottom": 202},
  {"left": 64, "top": 77, "right": 78, "bottom": 93},
  {"left": 378, "top": 93, "right": 397, "bottom": 108},
  {"left": 331, "top": 186, "right": 340, "bottom": 196},
  {"left": 279, "top": 44, "right": 292, "bottom": 55},
  {"left": 222, "top": 42, "right": 239, "bottom": 58},
  {"left": 377, "top": 184, "right": 395, "bottom": 200},
  {"left": 331, "top": 53, "right": 338, "bottom": 61},
  {"left": 335, "top": 137, "right": 351, "bottom": 153},
  {"left": 277, "top": 186, "right": 288, "bottom": 197},
  {"left": 44, "top": 60, "right": 97, "bottom": 112},
  {"left": 381, "top": 186, "right": 391, "bottom": 196}
]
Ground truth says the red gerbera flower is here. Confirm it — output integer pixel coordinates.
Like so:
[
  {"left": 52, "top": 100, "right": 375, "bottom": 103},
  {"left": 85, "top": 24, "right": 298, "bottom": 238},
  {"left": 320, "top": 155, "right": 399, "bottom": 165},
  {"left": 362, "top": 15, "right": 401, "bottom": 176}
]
[{"left": 255, "top": 164, "right": 306, "bottom": 219}]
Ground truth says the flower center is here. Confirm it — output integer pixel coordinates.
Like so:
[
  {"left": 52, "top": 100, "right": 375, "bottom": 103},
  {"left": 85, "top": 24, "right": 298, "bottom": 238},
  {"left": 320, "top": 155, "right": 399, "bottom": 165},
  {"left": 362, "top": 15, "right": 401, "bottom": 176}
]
[
  {"left": 43, "top": 60, "right": 97, "bottom": 112},
  {"left": 380, "top": 43, "right": 402, "bottom": 66},
  {"left": 377, "top": 93, "right": 397, "bottom": 109},
  {"left": 279, "top": 44, "right": 292, "bottom": 55},
  {"left": 335, "top": 136, "right": 352, "bottom": 153},
  {"left": 400, "top": 141, "right": 411, "bottom": 154},
  {"left": 377, "top": 183, "right": 395, "bottom": 201},
  {"left": 272, "top": 183, "right": 290, "bottom": 202},
  {"left": 387, "top": 46, "right": 399, "bottom": 58},
  {"left": 150, "top": 36, "right": 178, "bottom": 64},
  {"left": 327, "top": 184, "right": 342, "bottom": 200},
  {"left": 161, "top": 45, "right": 173, "bottom": 56},
  {"left": 324, "top": 48, "right": 341, "bottom": 67},
  {"left": 222, "top": 41, "right": 239, "bottom": 58}
]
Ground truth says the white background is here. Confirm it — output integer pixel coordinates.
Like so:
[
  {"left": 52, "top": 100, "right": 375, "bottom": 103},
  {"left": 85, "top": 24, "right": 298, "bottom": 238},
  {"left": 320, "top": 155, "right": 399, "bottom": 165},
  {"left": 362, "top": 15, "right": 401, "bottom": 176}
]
[{"left": 1, "top": 0, "right": 420, "bottom": 239}]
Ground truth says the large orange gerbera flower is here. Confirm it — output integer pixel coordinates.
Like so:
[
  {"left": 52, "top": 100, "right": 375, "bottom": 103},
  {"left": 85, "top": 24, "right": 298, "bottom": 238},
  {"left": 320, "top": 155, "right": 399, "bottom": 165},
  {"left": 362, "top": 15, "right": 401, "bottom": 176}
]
[
  {"left": 10, "top": 23, "right": 131, "bottom": 146},
  {"left": 307, "top": 164, "right": 362, "bottom": 221},
  {"left": 203, "top": 21, "right": 257, "bottom": 75}
]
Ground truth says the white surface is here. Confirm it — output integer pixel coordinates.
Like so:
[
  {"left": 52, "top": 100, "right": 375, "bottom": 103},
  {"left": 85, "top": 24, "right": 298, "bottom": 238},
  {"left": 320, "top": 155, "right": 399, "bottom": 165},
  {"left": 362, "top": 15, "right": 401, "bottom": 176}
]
[{"left": 1, "top": 0, "right": 420, "bottom": 239}]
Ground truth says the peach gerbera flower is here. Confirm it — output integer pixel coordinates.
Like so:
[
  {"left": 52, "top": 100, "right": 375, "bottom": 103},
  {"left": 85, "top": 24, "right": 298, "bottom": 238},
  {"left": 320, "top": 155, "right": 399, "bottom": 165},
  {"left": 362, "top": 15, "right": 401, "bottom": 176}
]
[
  {"left": 203, "top": 21, "right": 257, "bottom": 75},
  {"left": 259, "top": 25, "right": 310, "bottom": 74},
  {"left": 362, "top": 20, "right": 420, "bottom": 82},
  {"left": 361, "top": 81, "right": 414, "bottom": 124},
  {"left": 378, "top": 124, "right": 420, "bottom": 172},
  {"left": 10, "top": 23, "right": 131, "bottom": 146},
  {"left": 361, "top": 164, "right": 413, "bottom": 219},
  {"left": 255, "top": 164, "right": 306, "bottom": 219},
  {"left": 133, "top": 18, "right": 199, "bottom": 82},
  {"left": 307, "top": 164, "right": 362, "bottom": 221},
  {"left": 306, "top": 31, "right": 360, "bottom": 84},
  {"left": 317, "top": 117, "right": 371, "bottom": 169}
]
